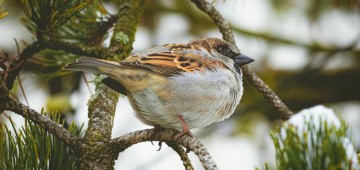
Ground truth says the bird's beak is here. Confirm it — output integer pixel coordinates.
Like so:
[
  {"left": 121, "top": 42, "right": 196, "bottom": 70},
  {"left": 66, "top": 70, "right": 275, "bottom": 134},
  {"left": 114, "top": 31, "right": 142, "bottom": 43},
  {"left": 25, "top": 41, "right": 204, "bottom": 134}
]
[{"left": 234, "top": 54, "right": 254, "bottom": 66}]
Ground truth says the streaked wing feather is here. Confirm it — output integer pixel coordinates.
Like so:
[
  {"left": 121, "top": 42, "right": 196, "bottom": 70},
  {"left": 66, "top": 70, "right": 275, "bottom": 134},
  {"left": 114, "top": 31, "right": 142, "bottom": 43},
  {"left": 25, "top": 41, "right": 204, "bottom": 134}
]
[{"left": 120, "top": 46, "right": 225, "bottom": 77}]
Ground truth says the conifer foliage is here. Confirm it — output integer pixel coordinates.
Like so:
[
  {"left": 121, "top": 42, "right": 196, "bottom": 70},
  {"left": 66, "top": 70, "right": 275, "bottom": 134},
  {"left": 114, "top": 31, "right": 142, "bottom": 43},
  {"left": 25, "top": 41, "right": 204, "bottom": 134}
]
[
  {"left": 271, "top": 106, "right": 359, "bottom": 170},
  {"left": 1, "top": 111, "right": 83, "bottom": 169}
]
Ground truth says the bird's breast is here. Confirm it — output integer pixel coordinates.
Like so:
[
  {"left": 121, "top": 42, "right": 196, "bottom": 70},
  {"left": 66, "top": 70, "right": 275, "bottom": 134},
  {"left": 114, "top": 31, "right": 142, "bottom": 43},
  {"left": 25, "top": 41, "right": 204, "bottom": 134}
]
[{"left": 129, "top": 68, "right": 243, "bottom": 129}]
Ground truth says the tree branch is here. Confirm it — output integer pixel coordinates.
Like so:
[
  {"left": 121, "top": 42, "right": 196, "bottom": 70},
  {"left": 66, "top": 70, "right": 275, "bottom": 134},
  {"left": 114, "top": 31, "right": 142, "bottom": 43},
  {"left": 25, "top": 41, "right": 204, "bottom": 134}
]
[
  {"left": 83, "top": 0, "right": 144, "bottom": 143},
  {"left": 2, "top": 37, "right": 114, "bottom": 91},
  {"left": 0, "top": 77, "right": 9, "bottom": 113},
  {"left": 166, "top": 142, "right": 194, "bottom": 170},
  {"left": 0, "top": 48, "right": 81, "bottom": 148},
  {"left": 189, "top": 0, "right": 235, "bottom": 44},
  {"left": 4, "top": 42, "right": 42, "bottom": 90},
  {"left": 1, "top": 96, "right": 79, "bottom": 147},
  {"left": 83, "top": 85, "right": 119, "bottom": 142},
  {"left": 42, "top": 38, "right": 112, "bottom": 59},
  {"left": 190, "top": 0, "right": 294, "bottom": 120},
  {"left": 78, "top": 1, "right": 145, "bottom": 169},
  {"left": 232, "top": 25, "right": 360, "bottom": 55},
  {"left": 242, "top": 65, "right": 293, "bottom": 119},
  {"left": 109, "top": 129, "right": 218, "bottom": 170},
  {"left": 109, "top": 0, "right": 145, "bottom": 60}
]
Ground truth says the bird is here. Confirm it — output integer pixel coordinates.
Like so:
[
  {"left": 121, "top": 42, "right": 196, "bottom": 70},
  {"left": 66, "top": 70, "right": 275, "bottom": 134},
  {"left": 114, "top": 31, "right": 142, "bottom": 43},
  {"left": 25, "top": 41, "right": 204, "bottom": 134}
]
[{"left": 64, "top": 38, "right": 254, "bottom": 138}]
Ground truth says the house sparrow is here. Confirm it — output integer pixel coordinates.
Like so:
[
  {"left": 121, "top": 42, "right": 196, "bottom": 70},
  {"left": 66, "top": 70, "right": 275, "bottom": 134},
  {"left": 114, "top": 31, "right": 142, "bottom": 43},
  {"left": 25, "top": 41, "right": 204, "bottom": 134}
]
[{"left": 64, "top": 38, "right": 254, "bottom": 138}]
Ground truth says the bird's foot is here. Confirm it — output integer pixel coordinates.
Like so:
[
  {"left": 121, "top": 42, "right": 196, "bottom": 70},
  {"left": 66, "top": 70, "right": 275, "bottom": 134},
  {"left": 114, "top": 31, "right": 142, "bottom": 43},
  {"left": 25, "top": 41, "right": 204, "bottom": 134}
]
[
  {"left": 174, "top": 129, "right": 193, "bottom": 140},
  {"left": 174, "top": 115, "right": 193, "bottom": 140},
  {"left": 152, "top": 126, "right": 164, "bottom": 151}
]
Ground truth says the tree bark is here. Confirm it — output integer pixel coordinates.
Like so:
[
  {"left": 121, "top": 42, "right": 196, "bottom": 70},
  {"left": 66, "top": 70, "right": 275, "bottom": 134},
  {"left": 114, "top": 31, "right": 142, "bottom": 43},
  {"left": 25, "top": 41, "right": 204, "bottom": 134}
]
[{"left": 77, "top": 1, "right": 144, "bottom": 169}]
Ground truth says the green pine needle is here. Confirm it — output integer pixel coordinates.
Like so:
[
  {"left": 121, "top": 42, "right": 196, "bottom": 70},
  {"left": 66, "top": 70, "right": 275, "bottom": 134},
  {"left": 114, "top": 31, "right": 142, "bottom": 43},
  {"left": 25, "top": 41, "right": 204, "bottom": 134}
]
[
  {"left": 271, "top": 118, "right": 357, "bottom": 170},
  {"left": 0, "top": 110, "right": 83, "bottom": 169},
  {"left": 21, "top": 0, "right": 92, "bottom": 36},
  {"left": 21, "top": 0, "right": 114, "bottom": 76},
  {"left": 53, "top": 0, "right": 114, "bottom": 45},
  {"left": 0, "top": 0, "right": 8, "bottom": 20}
]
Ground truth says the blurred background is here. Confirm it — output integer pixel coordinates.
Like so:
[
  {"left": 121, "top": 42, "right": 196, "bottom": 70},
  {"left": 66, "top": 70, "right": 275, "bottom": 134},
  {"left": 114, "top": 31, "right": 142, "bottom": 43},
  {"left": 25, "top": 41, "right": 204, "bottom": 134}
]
[{"left": 1, "top": 0, "right": 359, "bottom": 169}]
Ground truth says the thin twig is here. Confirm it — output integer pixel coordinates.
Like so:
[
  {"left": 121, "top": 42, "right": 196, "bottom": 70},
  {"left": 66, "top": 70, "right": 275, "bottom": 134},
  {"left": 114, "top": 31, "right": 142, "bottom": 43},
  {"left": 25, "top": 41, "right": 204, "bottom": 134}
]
[
  {"left": 190, "top": 0, "right": 235, "bottom": 43},
  {"left": 190, "top": 0, "right": 294, "bottom": 120},
  {"left": 3, "top": 38, "right": 112, "bottom": 90},
  {"left": 4, "top": 42, "right": 42, "bottom": 90},
  {"left": 1, "top": 112, "right": 15, "bottom": 126},
  {"left": 17, "top": 76, "right": 30, "bottom": 107},
  {"left": 82, "top": 73, "right": 93, "bottom": 95},
  {"left": 166, "top": 142, "right": 194, "bottom": 170},
  {"left": 232, "top": 25, "right": 360, "bottom": 55},
  {"left": 0, "top": 60, "right": 25, "bottom": 75},
  {"left": 109, "top": 129, "right": 218, "bottom": 170}
]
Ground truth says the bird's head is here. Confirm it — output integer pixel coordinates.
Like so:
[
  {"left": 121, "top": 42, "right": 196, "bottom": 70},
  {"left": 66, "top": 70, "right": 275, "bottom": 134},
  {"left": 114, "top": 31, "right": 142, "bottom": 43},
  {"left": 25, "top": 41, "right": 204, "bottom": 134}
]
[{"left": 190, "top": 38, "right": 254, "bottom": 69}]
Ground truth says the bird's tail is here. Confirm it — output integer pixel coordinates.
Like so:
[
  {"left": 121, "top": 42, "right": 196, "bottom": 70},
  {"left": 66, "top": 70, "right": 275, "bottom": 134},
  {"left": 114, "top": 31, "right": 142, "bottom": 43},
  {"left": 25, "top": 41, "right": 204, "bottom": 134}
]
[{"left": 63, "top": 57, "right": 121, "bottom": 74}]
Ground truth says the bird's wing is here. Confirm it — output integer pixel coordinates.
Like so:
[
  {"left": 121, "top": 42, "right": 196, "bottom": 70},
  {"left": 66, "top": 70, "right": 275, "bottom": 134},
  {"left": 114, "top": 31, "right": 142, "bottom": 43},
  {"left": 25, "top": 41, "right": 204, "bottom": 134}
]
[{"left": 121, "top": 44, "right": 225, "bottom": 77}]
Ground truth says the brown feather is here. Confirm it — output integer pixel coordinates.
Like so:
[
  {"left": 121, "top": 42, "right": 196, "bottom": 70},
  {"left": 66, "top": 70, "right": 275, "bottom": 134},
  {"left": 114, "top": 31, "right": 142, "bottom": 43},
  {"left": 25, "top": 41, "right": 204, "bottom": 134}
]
[{"left": 120, "top": 45, "right": 225, "bottom": 77}]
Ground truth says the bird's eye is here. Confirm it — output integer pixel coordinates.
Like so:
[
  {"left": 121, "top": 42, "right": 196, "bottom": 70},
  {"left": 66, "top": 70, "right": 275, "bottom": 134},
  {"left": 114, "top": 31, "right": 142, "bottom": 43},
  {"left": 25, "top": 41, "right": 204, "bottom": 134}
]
[
  {"left": 223, "top": 48, "right": 230, "bottom": 54},
  {"left": 217, "top": 45, "right": 235, "bottom": 58}
]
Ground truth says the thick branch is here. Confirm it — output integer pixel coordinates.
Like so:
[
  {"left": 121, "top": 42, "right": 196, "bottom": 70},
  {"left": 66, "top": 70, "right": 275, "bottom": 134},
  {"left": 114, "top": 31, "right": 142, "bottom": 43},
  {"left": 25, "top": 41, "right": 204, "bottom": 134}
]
[
  {"left": 190, "top": 0, "right": 294, "bottom": 120},
  {"left": 0, "top": 77, "right": 9, "bottom": 112},
  {"left": 83, "top": 0, "right": 144, "bottom": 142},
  {"left": 84, "top": 85, "right": 119, "bottom": 141},
  {"left": 109, "top": 129, "right": 218, "bottom": 170},
  {"left": 2, "top": 96, "right": 79, "bottom": 147},
  {"left": 109, "top": 0, "right": 144, "bottom": 60},
  {"left": 78, "top": 1, "right": 145, "bottom": 169},
  {"left": 42, "top": 38, "right": 112, "bottom": 59}
]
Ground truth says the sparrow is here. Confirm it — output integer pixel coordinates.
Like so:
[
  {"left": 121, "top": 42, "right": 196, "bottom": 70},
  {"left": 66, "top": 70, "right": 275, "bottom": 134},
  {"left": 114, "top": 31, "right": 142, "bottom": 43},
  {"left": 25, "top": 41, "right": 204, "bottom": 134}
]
[{"left": 64, "top": 38, "right": 254, "bottom": 138}]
